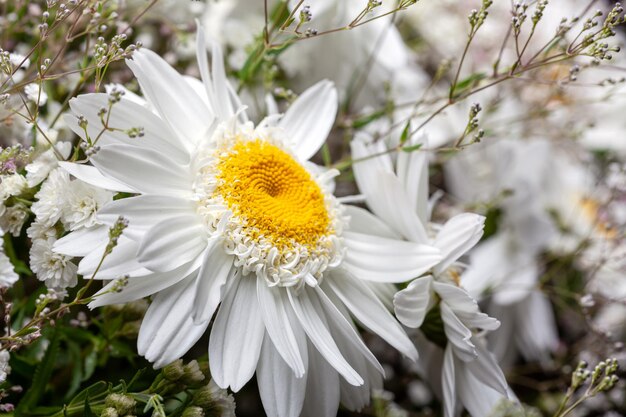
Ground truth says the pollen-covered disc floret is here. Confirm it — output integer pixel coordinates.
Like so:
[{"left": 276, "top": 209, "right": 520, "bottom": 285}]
[{"left": 195, "top": 125, "right": 344, "bottom": 288}]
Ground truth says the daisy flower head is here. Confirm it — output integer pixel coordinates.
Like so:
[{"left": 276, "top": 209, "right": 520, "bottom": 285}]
[
  {"left": 351, "top": 136, "right": 513, "bottom": 417},
  {"left": 55, "top": 25, "right": 443, "bottom": 417}
]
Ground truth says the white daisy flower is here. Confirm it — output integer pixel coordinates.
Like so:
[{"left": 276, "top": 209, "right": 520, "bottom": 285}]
[
  {"left": 351, "top": 136, "right": 512, "bottom": 417},
  {"left": 55, "top": 27, "right": 443, "bottom": 417},
  {"left": 0, "top": 246, "right": 18, "bottom": 289},
  {"left": 30, "top": 237, "right": 78, "bottom": 290}
]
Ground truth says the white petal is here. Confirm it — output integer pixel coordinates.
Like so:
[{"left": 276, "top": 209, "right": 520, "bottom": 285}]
[
  {"left": 440, "top": 303, "right": 477, "bottom": 362},
  {"left": 457, "top": 369, "right": 510, "bottom": 417},
  {"left": 79, "top": 236, "right": 151, "bottom": 279},
  {"left": 300, "top": 344, "right": 340, "bottom": 417},
  {"left": 433, "top": 281, "right": 500, "bottom": 331},
  {"left": 460, "top": 235, "right": 508, "bottom": 299},
  {"left": 350, "top": 139, "right": 393, "bottom": 176},
  {"left": 327, "top": 270, "right": 418, "bottom": 361},
  {"left": 58, "top": 162, "right": 135, "bottom": 193},
  {"left": 350, "top": 141, "right": 429, "bottom": 243},
  {"left": 126, "top": 49, "right": 213, "bottom": 148},
  {"left": 257, "top": 336, "right": 307, "bottom": 417},
  {"left": 442, "top": 345, "right": 457, "bottom": 417},
  {"left": 393, "top": 275, "right": 434, "bottom": 328},
  {"left": 366, "top": 282, "right": 397, "bottom": 310},
  {"left": 256, "top": 281, "right": 306, "bottom": 377},
  {"left": 91, "top": 144, "right": 193, "bottom": 198},
  {"left": 315, "top": 285, "right": 385, "bottom": 377},
  {"left": 53, "top": 224, "right": 109, "bottom": 257},
  {"left": 287, "top": 287, "right": 363, "bottom": 386},
  {"left": 209, "top": 274, "right": 264, "bottom": 392},
  {"left": 137, "top": 215, "right": 207, "bottom": 272},
  {"left": 210, "top": 40, "right": 235, "bottom": 120},
  {"left": 343, "top": 231, "right": 442, "bottom": 282},
  {"left": 396, "top": 135, "right": 429, "bottom": 222},
  {"left": 138, "top": 275, "right": 209, "bottom": 368},
  {"left": 88, "top": 259, "right": 202, "bottom": 308},
  {"left": 97, "top": 194, "right": 196, "bottom": 241},
  {"left": 195, "top": 23, "right": 216, "bottom": 116},
  {"left": 465, "top": 337, "right": 510, "bottom": 396},
  {"left": 324, "top": 299, "right": 383, "bottom": 412},
  {"left": 371, "top": 172, "right": 430, "bottom": 243},
  {"left": 493, "top": 260, "right": 538, "bottom": 305},
  {"left": 434, "top": 213, "right": 485, "bottom": 273},
  {"left": 344, "top": 205, "right": 400, "bottom": 239},
  {"left": 68, "top": 93, "right": 190, "bottom": 163},
  {"left": 279, "top": 80, "right": 338, "bottom": 161},
  {"left": 192, "top": 239, "right": 234, "bottom": 324},
  {"left": 515, "top": 290, "right": 559, "bottom": 361}
]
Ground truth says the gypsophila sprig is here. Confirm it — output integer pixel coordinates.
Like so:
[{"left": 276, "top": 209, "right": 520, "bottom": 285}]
[{"left": 554, "top": 358, "right": 620, "bottom": 417}]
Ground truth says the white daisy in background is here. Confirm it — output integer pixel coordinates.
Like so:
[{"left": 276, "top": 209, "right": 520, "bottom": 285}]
[
  {"left": 351, "top": 136, "right": 512, "bottom": 417},
  {"left": 445, "top": 139, "right": 575, "bottom": 366},
  {"left": 202, "top": 0, "right": 428, "bottom": 106},
  {"left": 460, "top": 231, "right": 560, "bottom": 367},
  {"left": 54, "top": 26, "right": 443, "bottom": 417}
]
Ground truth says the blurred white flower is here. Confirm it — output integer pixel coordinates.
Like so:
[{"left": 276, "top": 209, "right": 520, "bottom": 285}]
[
  {"left": 0, "top": 246, "right": 18, "bottom": 289},
  {"left": 24, "top": 83, "right": 48, "bottom": 106},
  {"left": 25, "top": 141, "right": 73, "bottom": 187},
  {"left": 446, "top": 139, "right": 561, "bottom": 365},
  {"left": 461, "top": 231, "right": 560, "bottom": 366},
  {"left": 0, "top": 349, "right": 10, "bottom": 383},
  {"left": 30, "top": 237, "right": 77, "bottom": 290},
  {"left": 202, "top": 0, "right": 428, "bottom": 105}
]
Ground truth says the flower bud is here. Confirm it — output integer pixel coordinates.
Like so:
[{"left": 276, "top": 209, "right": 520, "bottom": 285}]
[
  {"left": 163, "top": 359, "right": 185, "bottom": 382},
  {"left": 181, "top": 406, "right": 205, "bottom": 417}
]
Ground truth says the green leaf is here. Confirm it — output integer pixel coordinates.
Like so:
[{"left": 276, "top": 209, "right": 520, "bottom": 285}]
[
  {"left": 64, "top": 340, "right": 84, "bottom": 400},
  {"left": 482, "top": 207, "right": 502, "bottom": 240},
  {"left": 451, "top": 72, "right": 487, "bottom": 98},
  {"left": 15, "top": 328, "right": 61, "bottom": 415},
  {"left": 421, "top": 305, "right": 447, "bottom": 349},
  {"left": 321, "top": 144, "right": 332, "bottom": 167},
  {"left": 399, "top": 121, "right": 412, "bottom": 145},
  {"left": 400, "top": 143, "right": 422, "bottom": 153},
  {"left": 83, "top": 394, "right": 97, "bottom": 417},
  {"left": 351, "top": 109, "right": 387, "bottom": 129}
]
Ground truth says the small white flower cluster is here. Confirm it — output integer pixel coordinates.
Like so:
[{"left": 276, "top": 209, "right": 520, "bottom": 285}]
[
  {"left": 0, "top": 349, "right": 10, "bottom": 384},
  {"left": 0, "top": 243, "right": 18, "bottom": 289},
  {"left": 26, "top": 161, "right": 112, "bottom": 290}
]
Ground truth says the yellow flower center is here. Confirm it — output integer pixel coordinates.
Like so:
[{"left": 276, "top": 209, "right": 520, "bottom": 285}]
[{"left": 215, "top": 139, "right": 331, "bottom": 250}]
